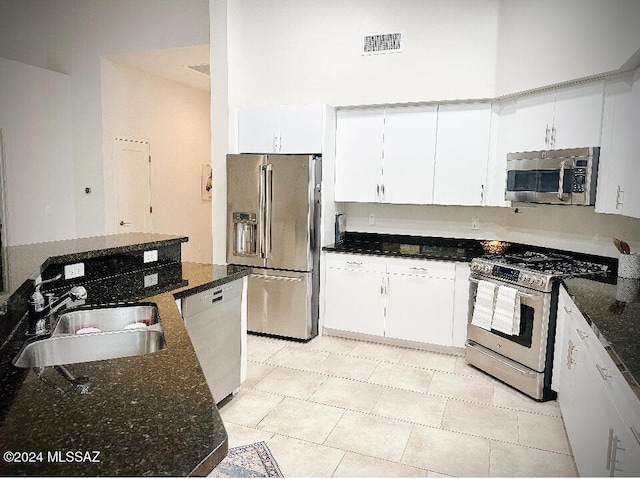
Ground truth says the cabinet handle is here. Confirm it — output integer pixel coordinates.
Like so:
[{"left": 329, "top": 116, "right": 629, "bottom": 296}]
[
  {"left": 576, "top": 328, "right": 589, "bottom": 340},
  {"left": 566, "top": 339, "right": 576, "bottom": 370},
  {"left": 550, "top": 125, "right": 557, "bottom": 149},
  {"left": 616, "top": 185, "right": 624, "bottom": 209},
  {"left": 607, "top": 428, "right": 625, "bottom": 476},
  {"left": 346, "top": 261, "right": 362, "bottom": 267},
  {"left": 631, "top": 426, "right": 640, "bottom": 447},
  {"left": 409, "top": 267, "right": 429, "bottom": 273},
  {"left": 545, "top": 125, "right": 551, "bottom": 148},
  {"left": 597, "top": 363, "right": 613, "bottom": 381},
  {"left": 376, "top": 184, "right": 381, "bottom": 202},
  {"left": 564, "top": 306, "right": 573, "bottom": 314},
  {"left": 480, "top": 184, "right": 485, "bottom": 204}
]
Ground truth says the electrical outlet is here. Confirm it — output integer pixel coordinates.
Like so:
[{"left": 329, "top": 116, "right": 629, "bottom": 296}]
[
  {"left": 471, "top": 218, "right": 480, "bottom": 230},
  {"left": 143, "top": 250, "right": 158, "bottom": 263},
  {"left": 64, "top": 262, "right": 85, "bottom": 280},
  {"left": 144, "top": 273, "right": 159, "bottom": 288},
  {"left": 368, "top": 214, "right": 376, "bottom": 226},
  {"left": 45, "top": 204, "right": 53, "bottom": 216}
]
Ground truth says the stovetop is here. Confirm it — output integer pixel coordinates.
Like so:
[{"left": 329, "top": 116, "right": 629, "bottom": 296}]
[{"left": 471, "top": 251, "right": 610, "bottom": 292}]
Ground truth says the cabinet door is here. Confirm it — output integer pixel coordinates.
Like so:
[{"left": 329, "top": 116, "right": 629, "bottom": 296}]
[
  {"left": 385, "top": 272, "right": 455, "bottom": 346},
  {"left": 596, "top": 70, "right": 640, "bottom": 219},
  {"left": 511, "top": 90, "right": 556, "bottom": 152},
  {"left": 552, "top": 82, "right": 604, "bottom": 149},
  {"left": 238, "top": 106, "right": 278, "bottom": 153},
  {"left": 278, "top": 105, "right": 324, "bottom": 154},
  {"left": 432, "top": 103, "right": 491, "bottom": 206},
  {"left": 559, "top": 314, "right": 611, "bottom": 477},
  {"left": 324, "top": 266, "right": 384, "bottom": 336},
  {"left": 621, "top": 70, "right": 640, "bottom": 219},
  {"left": 383, "top": 105, "right": 437, "bottom": 204},
  {"left": 335, "top": 109, "right": 384, "bottom": 202}
]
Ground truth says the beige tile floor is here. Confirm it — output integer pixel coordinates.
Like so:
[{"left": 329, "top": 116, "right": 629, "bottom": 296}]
[{"left": 216, "top": 334, "right": 577, "bottom": 477}]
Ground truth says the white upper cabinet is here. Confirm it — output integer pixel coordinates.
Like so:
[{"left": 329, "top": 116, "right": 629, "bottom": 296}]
[
  {"left": 334, "top": 108, "right": 384, "bottom": 202},
  {"left": 238, "top": 104, "right": 324, "bottom": 154},
  {"left": 383, "top": 106, "right": 438, "bottom": 204},
  {"left": 552, "top": 82, "right": 605, "bottom": 149},
  {"left": 509, "top": 83, "right": 604, "bottom": 152},
  {"left": 335, "top": 106, "right": 437, "bottom": 204},
  {"left": 335, "top": 103, "right": 490, "bottom": 206},
  {"left": 596, "top": 69, "right": 640, "bottom": 219},
  {"left": 509, "top": 90, "right": 556, "bottom": 152},
  {"left": 433, "top": 103, "right": 492, "bottom": 206}
]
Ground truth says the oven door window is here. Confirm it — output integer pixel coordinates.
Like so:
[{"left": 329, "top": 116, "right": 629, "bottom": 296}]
[
  {"left": 491, "top": 302, "right": 534, "bottom": 348},
  {"left": 507, "top": 169, "right": 573, "bottom": 193}
]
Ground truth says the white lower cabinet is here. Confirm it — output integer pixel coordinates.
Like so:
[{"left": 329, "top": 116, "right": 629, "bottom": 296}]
[
  {"left": 557, "top": 286, "right": 640, "bottom": 477},
  {"left": 323, "top": 253, "right": 458, "bottom": 347},
  {"left": 323, "top": 256, "right": 385, "bottom": 336}
]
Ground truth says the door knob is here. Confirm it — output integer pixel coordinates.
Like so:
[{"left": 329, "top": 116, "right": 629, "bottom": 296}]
[{"left": 119, "top": 221, "right": 131, "bottom": 226}]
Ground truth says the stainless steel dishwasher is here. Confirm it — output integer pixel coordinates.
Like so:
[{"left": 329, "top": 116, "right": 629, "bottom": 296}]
[{"left": 181, "top": 279, "right": 243, "bottom": 403}]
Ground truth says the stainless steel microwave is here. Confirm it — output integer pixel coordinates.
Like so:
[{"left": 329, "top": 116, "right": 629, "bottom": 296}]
[{"left": 505, "top": 147, "right": 599, "bottom": 205}]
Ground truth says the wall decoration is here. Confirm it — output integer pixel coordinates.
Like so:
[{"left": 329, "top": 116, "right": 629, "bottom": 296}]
[{"left": 201, "top": 164, "right": 212, "bottom": 200}]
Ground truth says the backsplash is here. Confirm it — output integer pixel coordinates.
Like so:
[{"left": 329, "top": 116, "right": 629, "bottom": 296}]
[{"left": 341, "top": 202, "right": 640, "bottom": 259}]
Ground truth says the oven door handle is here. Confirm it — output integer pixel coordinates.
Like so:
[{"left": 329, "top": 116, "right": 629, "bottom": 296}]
[
  {"left": 557, "top": 159, "right": 569, "bottom": 201},
  {"left": 469, "top": 277, "right": 542, "bottom": 300}
]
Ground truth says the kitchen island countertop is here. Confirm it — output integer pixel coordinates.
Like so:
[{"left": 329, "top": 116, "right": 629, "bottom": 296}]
[{"left": 0, "top": 235, "right": 250, "bottom": 476}]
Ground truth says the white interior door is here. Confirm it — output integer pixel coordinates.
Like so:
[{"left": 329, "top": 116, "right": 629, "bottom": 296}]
[{"left": 114, "top": 138, "right": 151, "bottom": 232}]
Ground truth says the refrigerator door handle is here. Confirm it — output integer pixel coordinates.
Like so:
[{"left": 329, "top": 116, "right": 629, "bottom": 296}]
[
  {"left": 258, "top": 165, "right": 266, "bottom": 258},
  {"left": 264, "top": 163, "right": 273, "bottom": 259}
]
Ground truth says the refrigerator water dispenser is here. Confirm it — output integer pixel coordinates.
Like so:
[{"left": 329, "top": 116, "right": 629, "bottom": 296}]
[{"left": 233, "top": 212, "right": 257, "bottom": 256}]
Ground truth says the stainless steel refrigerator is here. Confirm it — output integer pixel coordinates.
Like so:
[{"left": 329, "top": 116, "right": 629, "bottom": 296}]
[{"left": 226, "top": 154, "right": 321, "bottom": 340}]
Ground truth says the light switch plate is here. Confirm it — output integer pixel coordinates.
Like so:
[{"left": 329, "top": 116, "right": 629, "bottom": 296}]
[
  {"left": 143, "top": 250, "right": 158, "bottom": 263},
  {"left": 144, "top": 273, "right": 159, "bottom": 288},
  {"left": 64, "top": 262, "right": 85, "bottom": 280}
]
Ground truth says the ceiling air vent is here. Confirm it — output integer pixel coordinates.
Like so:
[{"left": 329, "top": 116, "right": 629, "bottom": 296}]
[
  {"left": 362, "top": 32, "right": 403, "bottom": 55},
  {"left": 185, "top": 63, "right": 210, "bottom": 76}
]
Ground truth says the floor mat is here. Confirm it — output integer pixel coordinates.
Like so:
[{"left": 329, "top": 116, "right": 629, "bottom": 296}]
[{"left": 210, "top": 441, "right": 283, "bottom": 477}]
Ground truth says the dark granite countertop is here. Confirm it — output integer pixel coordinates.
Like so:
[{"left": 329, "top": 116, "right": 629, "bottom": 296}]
[
  {"left": 323, "top": 232, "right": 484, "bottom": 262},
  {"left": 563, "top": 277, "right": 640, "bottom": 398},
  {"left": 1, "top": 233, "right": 188, "bottom": 303},
  {"left": 0, "top": 234, "right": 250, "bottom": 476}
]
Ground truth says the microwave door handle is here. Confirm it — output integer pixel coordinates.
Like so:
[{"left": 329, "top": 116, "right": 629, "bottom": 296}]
[{"left": 557, "top": 160, "right": 568, "bottom": 201}]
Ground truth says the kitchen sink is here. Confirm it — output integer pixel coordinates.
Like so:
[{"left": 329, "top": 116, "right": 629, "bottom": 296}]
[
  {"left": 53, "top": 302, "right": 160, "bottom": 335},
  {"left": 13, "top": 329, "right": 166, "bottom": 368},
  {"left": 13, "top": 302, "right": 166, "bottom": 368}
]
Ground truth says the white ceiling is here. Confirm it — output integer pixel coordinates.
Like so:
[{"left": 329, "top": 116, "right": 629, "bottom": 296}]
[{"left": 106, "top": 44, "right": 210, "bottom": 92}]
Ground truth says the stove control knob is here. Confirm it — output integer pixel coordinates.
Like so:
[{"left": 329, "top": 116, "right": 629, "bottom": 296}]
[
  {"left": 521, "top": 273, "right": 529, "bottom": 284},
  {"left": 484, "top": 265, "right": 492, "bottom": 274},
  {"left": 536, "top": 278, "right": 545, "bottom": 287}
]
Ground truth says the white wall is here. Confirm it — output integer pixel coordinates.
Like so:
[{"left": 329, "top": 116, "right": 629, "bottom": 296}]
[
  {"left": 495, "top": 0, "right": 640, "bottom": 96},
  {"left": 227, "top": 0, "right": 499, "bottom": 108},
  {"left": 0, "top": 0, "right": 210, "bottom": 241},
  {"left": 101, "top": 58, "right": 212, "bottom": 263},
  {"left": 210, "top": 0, "right": 232, "bottom": 264},
  {"left": 0, "top": 57, "right": 76, "bottom": 245}
]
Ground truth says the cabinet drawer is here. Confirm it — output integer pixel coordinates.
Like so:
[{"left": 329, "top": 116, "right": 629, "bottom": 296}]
[
  {"left": 385, "top": 257, "right": 455, "bottom": 279},
  {"left": 325, "top": 253, "right": 386, "bottom": 273}
]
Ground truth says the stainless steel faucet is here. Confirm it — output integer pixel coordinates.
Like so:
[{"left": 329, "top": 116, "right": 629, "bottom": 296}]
[{"left": 28, "top": 276, "right": 87, "bottom": 336}]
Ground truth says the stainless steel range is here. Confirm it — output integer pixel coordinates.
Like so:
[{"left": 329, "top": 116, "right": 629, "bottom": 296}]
[{"left": 466, "top": 251, "right": 608, "bottom": 401}]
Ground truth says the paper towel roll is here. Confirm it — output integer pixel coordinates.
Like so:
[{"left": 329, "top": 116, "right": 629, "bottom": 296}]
[
  {"left": 618, "top": 253, "right": 640, "bottom": 279},
  {"left": 616, "top": 278, "right": 640, "bottom": 303}
]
